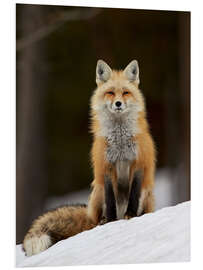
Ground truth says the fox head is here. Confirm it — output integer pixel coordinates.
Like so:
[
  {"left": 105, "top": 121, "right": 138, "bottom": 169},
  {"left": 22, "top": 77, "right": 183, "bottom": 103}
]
[{"left": 91, "top": 60, "right": 145, "bottom": 118}]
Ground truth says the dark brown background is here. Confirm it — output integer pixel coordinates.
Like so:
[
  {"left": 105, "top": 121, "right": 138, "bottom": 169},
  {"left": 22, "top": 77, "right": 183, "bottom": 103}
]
[{"left": 16, "top": 4, "right": 190, "bottom": 243}]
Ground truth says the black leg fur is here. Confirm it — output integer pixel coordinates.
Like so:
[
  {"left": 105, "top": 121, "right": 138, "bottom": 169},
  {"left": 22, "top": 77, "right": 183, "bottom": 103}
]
[
  {"left": 104, "top": 175, "right": 117, "bottom": 222},
  {"left": 126, "top": 171, "right": 142, "bottom": 217}
]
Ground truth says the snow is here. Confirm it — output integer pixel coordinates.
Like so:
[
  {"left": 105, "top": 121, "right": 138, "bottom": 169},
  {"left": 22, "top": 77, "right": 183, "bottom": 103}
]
[{"left": 16, "top": 201, "right": 190, "bottom": 267}]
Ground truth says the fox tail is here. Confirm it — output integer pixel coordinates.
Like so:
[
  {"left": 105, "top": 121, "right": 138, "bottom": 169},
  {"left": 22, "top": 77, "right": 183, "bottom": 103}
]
[{"left": 23, "top": 204, "right": 96, "bottom": 256}]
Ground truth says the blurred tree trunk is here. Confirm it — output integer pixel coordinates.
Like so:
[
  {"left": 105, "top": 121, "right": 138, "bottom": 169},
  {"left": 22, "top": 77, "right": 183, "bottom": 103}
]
[
  {"left": 163, "top": 13, "right": 190, "bottom": 205},
  {"left": 178, "top": 12, "right": 190, "bottom": 202},
  {"left": 16, "top": 5, "right": 47, "bottom": 244}
]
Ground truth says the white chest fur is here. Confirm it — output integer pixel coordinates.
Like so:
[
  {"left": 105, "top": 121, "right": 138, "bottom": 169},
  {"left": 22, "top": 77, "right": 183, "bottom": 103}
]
[
  {"left": 105, "top": 121, "right": 137, "bottom": 164},
  {"left": 98, "top": 110, "right": 139, "bottom": 182}
]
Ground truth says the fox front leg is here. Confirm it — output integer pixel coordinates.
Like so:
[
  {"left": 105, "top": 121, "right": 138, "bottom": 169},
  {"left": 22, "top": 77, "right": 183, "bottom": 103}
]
[
  {"left": 125, "top": 170, "right": 142, "bottom": 217},
  {"left": 104, "top": 174, "right": 130, "bottom": 221},
  {"left": 115, "top": 180, "right": 130, "bottom": 219},
  {"left": 104, "top": 175, "right": 117, "bottom": 222}
]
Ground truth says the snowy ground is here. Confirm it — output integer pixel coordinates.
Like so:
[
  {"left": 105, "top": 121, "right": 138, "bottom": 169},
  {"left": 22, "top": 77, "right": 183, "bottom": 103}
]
[
  {"left": 16, "top": 201, "right": 190, "bottom": 267},
  {"left": 16, "top": 169, "right": 190, "bottom": 266}
]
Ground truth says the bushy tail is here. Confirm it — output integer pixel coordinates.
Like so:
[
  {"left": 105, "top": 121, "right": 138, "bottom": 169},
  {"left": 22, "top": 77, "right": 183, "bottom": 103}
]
[{"left": 23, "top": 204, "right": 96, "bottom": 256}]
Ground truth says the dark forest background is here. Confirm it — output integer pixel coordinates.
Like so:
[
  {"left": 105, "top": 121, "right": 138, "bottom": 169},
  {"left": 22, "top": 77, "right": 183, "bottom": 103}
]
[{"left": 16, "top": 4, "right": 190, "bottom": 243}]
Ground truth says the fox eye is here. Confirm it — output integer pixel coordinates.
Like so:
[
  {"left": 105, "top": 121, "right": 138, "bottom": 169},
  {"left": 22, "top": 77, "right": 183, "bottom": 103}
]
[
  {"left": 106, "top": 91, "right": 115, "bottom": 95},
  {"left": 123, "top": 91, "right": 129, "bottom": 95}
]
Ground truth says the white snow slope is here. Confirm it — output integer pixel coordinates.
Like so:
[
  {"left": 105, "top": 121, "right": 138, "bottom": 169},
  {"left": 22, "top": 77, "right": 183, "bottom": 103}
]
[{"left": 16, "top": 201, "right": 190, "bottom": 267}]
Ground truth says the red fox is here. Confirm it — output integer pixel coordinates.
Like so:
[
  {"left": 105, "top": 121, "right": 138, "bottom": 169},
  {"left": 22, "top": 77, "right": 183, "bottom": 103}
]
[
  {"left": 87, "top": 60, "right": 156, "bottom": 224},
  {"left": 22, "top": 60, "right": 156, "bottom": 256}
]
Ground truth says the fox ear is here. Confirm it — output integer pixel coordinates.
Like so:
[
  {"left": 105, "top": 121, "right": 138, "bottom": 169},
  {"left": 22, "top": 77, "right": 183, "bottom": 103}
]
[
  {"left": 124, "top": 60, "right": 139, "bottom": 84},
  {"left": 96, "top": 60, "right": 112, "bottom": 84}
]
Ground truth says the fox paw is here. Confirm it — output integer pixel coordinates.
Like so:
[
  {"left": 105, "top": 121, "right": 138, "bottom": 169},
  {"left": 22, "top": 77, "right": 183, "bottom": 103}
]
[
  {"left": 124, "top": 214, "right": 133, "bottom": 220},
  {"left": 23, "top": 234, "right": 52, "bottom": 256},
  {"left": 99, "top": 217, "right": 107, "bottom": 225}
]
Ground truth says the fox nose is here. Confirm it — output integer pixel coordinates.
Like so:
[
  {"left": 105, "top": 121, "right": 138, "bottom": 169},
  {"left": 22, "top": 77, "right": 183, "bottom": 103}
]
[{"left": 115, "top": 101, "right": 122, "bottom": 107}]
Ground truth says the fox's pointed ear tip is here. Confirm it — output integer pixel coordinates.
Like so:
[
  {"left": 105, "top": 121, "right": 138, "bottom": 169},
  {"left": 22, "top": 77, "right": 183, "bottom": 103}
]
[
  {"left": 97, "top": 59, "right": 104, "bottom": 65},
  {"left": 130, "top": 59, "right": 138, "bottom": 65}
]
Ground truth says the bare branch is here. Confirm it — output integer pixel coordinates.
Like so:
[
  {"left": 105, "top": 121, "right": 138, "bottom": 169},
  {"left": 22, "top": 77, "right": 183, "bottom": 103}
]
[{"left": 16, "top": 8, "right": 101, "bottom": 52}]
